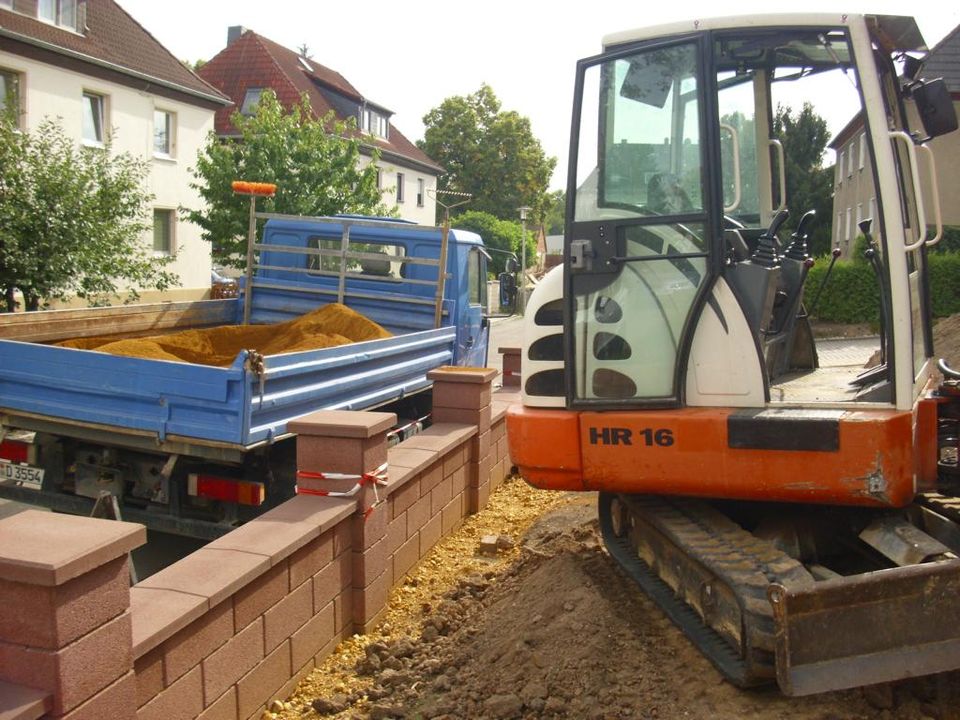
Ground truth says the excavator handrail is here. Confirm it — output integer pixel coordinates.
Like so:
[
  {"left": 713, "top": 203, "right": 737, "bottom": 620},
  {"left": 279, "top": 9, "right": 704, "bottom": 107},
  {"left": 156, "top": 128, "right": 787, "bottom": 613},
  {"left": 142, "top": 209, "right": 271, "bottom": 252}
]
[
  {"left": 889, "top": 131, "right": 928, "bottom": 252},
  {"left": 721, "top": 123, "right": 742, "bottom": 213},
  {"left": 918, "top": 143, "right": 944, "bottom": 247},
  {"left": 769, "top": 138, "right": 787, "bottom": 213}
]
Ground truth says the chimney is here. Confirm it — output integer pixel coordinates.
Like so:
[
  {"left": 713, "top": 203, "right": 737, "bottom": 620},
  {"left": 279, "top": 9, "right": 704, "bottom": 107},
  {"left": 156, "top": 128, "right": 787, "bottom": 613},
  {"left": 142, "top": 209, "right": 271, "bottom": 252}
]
[{"left": 227, "top": 26, "right": 249, "bottom": 47}]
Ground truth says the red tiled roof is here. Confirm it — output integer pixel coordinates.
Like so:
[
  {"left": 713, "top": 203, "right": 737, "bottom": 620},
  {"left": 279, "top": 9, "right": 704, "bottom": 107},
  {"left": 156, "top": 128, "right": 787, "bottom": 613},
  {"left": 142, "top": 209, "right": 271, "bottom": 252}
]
[
  {"left": 0, "top": 0, "right": 228, "bottom": 105},
  {"left": 198, "top": 30, "right": 442, "bottom": 174}
]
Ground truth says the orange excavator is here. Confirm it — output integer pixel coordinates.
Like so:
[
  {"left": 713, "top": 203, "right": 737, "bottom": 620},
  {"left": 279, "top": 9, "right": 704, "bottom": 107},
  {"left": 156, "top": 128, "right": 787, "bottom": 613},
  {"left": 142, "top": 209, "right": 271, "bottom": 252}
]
[{"left": 507, "top": 14, "right": 960, "bottom": 695}]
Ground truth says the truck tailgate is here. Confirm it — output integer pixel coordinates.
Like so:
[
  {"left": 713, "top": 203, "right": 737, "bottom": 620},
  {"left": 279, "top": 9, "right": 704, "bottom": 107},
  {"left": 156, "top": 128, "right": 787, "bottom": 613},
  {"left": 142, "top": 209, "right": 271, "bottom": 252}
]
[{"left": 0, "top": 326, "right": 455, "bottom": 446}]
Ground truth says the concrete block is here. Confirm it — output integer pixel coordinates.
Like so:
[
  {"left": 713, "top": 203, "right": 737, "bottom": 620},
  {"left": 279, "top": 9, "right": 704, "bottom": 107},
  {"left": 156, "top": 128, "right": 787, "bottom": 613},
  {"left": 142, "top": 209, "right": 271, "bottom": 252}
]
[
  {"left": 233, "top": 562, "right": 288, "bottom": 633},
  {"left": 163, "top": 599, "right": 233, "bottom": 686},
  {"left": 0, "top": 555, "right": 128, "bottom": 650},
  {"left": 0, "top": 611, "right": 132, "bottom": 715},
  {"left": 351, "top": 501, "right": 387, "bottom": 552},
  {"left": 201, "top": 617, "right": 264, "bottom": 706},
  {"left": 288, "top": 530, "right": 334, "bottom": 592},
  {"left": 274, "top": 661, "right": 314, "bottom": 716},
  {"left": 430, "top": 476, "right": 452, "bottom": 517},
  {"left": 352, "top": 571, "right": 389, "bottom": 628},
  {"left": 469, "top": 454, "right": 493, "bottom": 489},
  {"left": 387, "top": 447, "right": 438, "bottom": 477},
  {"left": 236, "top": 641, "right": 291, "bottom": 720},
  {"left": 390, "top": 477, "right": 420, "bottom": 520},
  {"left": 0, "top": 510, "right": 144, "bottom": 587},
  {"left": 448, "top": 465, "right": 468, "bottom": 494},
  {"left": 263, "top": 581, "right": 313, "bottom": 653},
  {"left": 418, "top": 461, "right": 444, "bottom": 494},
  {"left": 442, "top": 495, "right": 465, "bottom": 535},
  {"left": 469, "top": 431, "right": 491, "bottom": 463},
  {"left": 290, "top": 601, "right": 335, "bottom": 671},
  {"left": 333, "top": 519, "right": 352, "bottom": 558},
  {"left": 419, "top": 514, "right": 442, "bottom": 556},
  {"left": 137, "top": 665, "right": 202, "bottom": 720},
  {"left": 352, "top": 538, "right": 388, "bottom": 590},
  {"left": 432, "top": 381, "right": 492, "bottom": 410},
  {"left": 442, "top": 445, "right": 466, "bottom": 480},
  {"left": 296, "top": 435, "right": 387, "bottom": 478},
  {"left": 393, "top": 534, "right": 420, "bottom": 580},
  {"left": 433, "top": 405, "right": 491, "bottom": 433},
  {"left": 55, "top": 670, "right": 135, "bottom": 720},
  {"left": 386, "top": 514, "right": 406, "bottom": 556},
  {"left": 470, "top": 480, "right": 491, "bottom": 514},
  {"left": 197, "top": 687, "right": 236, "bottom": 720},
  {"left": 133, "top": 647, "right": 163, "bottom": 708},
  {"left": 426, "top": 366, "right": 497, "bottom": 385},
  {"left": 406, "top": 495, "right": 430, "bottom": 537},
  {"left": 313, "top": 552, "right": 350, "bottom": 613}
]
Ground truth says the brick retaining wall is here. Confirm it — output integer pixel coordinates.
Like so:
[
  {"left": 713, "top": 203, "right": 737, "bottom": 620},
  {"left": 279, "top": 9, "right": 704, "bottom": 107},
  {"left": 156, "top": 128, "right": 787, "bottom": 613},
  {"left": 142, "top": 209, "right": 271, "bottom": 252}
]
[{"left": 0, "top": 368, "right": 518, "bottom": 720}]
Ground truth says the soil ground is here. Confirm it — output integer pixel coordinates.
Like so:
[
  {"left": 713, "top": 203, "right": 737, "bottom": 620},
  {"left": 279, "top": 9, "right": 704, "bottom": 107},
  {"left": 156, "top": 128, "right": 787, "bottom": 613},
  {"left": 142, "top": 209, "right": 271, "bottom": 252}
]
[{"left": 264, "top": 318, "right": 960, "bottom": 720}]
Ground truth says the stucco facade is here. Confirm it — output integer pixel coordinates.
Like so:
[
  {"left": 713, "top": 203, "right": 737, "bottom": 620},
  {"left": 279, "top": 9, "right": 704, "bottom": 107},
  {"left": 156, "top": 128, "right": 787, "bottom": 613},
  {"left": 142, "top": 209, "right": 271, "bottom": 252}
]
[{"left": 0, "top": 0, "right": 229, "bottom": 304}]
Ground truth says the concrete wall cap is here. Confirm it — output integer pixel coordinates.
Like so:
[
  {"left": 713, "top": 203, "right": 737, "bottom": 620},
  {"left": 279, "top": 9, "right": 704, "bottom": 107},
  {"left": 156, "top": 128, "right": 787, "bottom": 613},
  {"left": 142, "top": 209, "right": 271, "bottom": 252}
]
[
  {"left": 426, "top": 366, "right": 498, "bottom": 384},
  {"left": 0, "top": 678, "right": 52, "bottom": 720},
  {"left": 497, "top": 347, "right": 521, "bottom": 354},
  {"left": 287, "top": 410, "right": 397, "bottom": 438},
  {"left": 0, "top": 510, "right": 145, "bottom": 587}
]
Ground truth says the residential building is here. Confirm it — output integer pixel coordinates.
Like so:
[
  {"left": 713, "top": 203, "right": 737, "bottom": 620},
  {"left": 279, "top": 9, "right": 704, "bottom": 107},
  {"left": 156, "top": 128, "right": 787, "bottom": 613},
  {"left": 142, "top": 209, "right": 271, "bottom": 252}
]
[
  {"left": 197, "top": 28, "right": 443, "bottom": 226},
  {"left": 830, "top": 24, "right": 960, "bottom": 257},
  {"left": 0, "top": 0, "right": 230, "bottom": 302}
]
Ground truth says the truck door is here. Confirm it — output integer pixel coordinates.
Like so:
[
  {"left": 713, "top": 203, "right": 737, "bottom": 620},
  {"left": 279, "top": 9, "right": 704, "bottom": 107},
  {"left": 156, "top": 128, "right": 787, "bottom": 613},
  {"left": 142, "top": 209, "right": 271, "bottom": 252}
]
[
  {"left": 460, "top": 246, "right": 489, "bottom": 367},
  {"left": 565, "top": 37, "right": 714, "bottom": 406}
]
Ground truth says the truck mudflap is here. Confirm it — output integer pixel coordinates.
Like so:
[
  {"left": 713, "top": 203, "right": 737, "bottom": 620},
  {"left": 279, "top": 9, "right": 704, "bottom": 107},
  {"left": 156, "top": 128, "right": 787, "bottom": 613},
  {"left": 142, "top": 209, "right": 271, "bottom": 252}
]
[{"left": 768, "top": 559, "right": 960, "bottom": 695}]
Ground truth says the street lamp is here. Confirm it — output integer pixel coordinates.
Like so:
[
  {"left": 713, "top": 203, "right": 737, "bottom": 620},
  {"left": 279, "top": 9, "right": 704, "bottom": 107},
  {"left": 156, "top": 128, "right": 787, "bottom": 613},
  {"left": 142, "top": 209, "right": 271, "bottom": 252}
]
[{"left": 518, "top": 206, "right": 531, "bottom": 314}]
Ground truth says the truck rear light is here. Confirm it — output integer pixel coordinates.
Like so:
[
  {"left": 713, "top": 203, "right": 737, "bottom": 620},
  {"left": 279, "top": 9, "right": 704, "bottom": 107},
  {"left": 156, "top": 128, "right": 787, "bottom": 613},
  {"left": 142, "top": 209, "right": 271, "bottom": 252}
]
[
  {"left": 0, "top": 439, "right": 31, "bottom": 464},
  {"left": 187, "top": 474, "right": 265, "bottom": 506}
]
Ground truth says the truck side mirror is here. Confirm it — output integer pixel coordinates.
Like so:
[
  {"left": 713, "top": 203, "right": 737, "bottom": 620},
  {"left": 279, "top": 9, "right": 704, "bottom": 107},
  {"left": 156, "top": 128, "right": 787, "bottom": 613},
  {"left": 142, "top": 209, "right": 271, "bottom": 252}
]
[
  {"left": 498, "top": 271, "right": 517, "bottom": 311},
  {"left": 912, "top": 78, "right": 959, "bottom": 140}
]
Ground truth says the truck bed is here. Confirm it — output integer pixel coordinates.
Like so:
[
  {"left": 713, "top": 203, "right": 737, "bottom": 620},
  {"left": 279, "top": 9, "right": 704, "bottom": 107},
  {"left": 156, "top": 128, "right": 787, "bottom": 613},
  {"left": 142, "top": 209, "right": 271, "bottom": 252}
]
[{"left": 0, "top": 299, "right": 456, "bottom": 452}]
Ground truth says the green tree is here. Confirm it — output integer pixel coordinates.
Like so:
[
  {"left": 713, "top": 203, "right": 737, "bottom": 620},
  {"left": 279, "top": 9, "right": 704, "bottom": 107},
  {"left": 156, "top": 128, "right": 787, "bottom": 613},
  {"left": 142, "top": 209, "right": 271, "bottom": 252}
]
[
  {"left": 451, "top": 211, "right": 532, "bottom": 275},
  {"left": 418, "top": 84, "right": 556, "bottom": 224},
  {"left": 0, "top": 114, "right": 176, "bottom": 311},
  {"left": 774, "top": 102, "right": 834, "bottom": 256},
  {"left": 186, "top": 90, "right": 384, "bottom": 268},
  {"left": 544, "top": 190, "right": 565, "bottom": 236}
]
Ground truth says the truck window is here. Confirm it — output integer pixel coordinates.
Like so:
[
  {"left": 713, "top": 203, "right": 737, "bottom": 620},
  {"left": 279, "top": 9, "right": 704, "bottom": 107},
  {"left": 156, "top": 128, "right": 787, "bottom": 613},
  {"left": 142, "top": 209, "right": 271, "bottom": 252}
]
[
  {"left": 468, "top": 247, "right": 486, "bottom": 306},
  {"left": 307, "top": 237, "right": 407, "bottom": 279}
]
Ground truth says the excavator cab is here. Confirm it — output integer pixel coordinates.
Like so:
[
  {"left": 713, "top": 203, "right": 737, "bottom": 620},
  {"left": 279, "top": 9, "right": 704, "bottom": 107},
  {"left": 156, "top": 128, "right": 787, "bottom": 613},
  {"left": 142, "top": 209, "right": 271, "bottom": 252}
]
[{"left": 509, "top": 14, "right": 960, "bottom": 696}]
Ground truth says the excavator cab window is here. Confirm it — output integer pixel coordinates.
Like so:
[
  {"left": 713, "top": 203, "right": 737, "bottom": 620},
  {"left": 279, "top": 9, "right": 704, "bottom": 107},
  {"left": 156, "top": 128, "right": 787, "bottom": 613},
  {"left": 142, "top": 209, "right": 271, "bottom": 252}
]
[{"left": 565, "top": 24, "right": 903, "bottom": 408}]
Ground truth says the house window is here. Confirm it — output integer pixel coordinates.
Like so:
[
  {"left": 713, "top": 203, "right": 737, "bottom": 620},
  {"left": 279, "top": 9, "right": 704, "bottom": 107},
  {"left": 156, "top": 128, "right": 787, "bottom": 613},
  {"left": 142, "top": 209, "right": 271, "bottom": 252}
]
[
  {"left": 240, "top": 88, "right": 263, "bottom": 116},
  {"left": 836, "top": 212, "right": 843, "bottom": 245},
  {"left": 836, "top": 150, "right": 844, "bottom": 186},
  {"left": 845, "top": 207, "right": 852, "bottom": 241},
  {"left": 417, "top": 178, "right": 424, "bottom": 208},
  {"left": 361, "top": 108, "right": 388, "bottom": 139},
  {"left": 81, "top": 91, "right": 105, "bottom": 145},
  {"left": 153, "top": 110, "right": 174, "bottom": 157},
  {"left": 153, "top": 209, "right": 175, "bottom": 254},
  {"left": 38, "top": 0, "right": 77, "bottom": 29},
  {"left": 847, "top": 144, "right": 854, "bottom": 177},
  {"left": 396, "top": 173, "right": 405, "bottom": 203},
  {"left": 859, "top": 134, "right": 866, "bottom": 171},
  {"left": 0, "top": 69, "right": 22, "bottom": 126}
]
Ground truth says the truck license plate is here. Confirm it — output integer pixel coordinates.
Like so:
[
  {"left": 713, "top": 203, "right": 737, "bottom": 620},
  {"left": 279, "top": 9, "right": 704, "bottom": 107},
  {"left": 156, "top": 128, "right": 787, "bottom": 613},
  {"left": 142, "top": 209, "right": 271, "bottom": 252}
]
[{"left": 0, "top": 460, "right": 44, "bottom": 488}]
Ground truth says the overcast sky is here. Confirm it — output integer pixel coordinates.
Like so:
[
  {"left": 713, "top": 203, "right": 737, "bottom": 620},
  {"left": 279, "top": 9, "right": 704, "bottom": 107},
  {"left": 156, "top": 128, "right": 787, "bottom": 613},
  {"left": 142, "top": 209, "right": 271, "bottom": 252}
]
[{"left": 118, "top": 1, "right": 960, "bottom": 191}]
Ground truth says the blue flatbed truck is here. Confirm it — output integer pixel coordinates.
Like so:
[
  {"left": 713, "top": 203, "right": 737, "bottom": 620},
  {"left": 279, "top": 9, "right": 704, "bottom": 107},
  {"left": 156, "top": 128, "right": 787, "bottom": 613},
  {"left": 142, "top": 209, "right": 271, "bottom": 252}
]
[{"left": 0, "top": 214, "right": 493, "bottom": 538}]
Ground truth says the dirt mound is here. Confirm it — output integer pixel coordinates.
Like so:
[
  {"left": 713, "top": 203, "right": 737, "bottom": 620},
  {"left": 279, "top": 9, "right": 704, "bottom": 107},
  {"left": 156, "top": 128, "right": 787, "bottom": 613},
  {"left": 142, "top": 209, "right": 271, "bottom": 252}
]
[
  {"left": 290, "top": 498, "right": 960, "bottom": 720},
  {"left": 56, "top": 303, "right": 391, "bottom": 366}
]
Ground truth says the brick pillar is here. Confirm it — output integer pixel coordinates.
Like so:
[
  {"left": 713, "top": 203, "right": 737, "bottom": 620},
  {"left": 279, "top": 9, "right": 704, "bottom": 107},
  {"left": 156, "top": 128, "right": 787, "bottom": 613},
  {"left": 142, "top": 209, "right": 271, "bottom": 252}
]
[
  {"left": 498, "top": 346, "right": 522, "bottom": 387},
  {"left": 428, "top": 366, "right": 498, "bottom": 513},
  {"left": 288, "top": 410, "right": 395, "bottom": 635},
  {"left": 0, "top": 510, "right": 145, "bottom": 719}
]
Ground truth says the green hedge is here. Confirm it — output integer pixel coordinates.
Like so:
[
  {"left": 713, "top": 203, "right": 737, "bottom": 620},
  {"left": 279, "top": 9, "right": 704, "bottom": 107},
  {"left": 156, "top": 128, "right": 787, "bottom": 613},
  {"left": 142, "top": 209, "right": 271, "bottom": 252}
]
[{"left": 803, "top": 252, "right": 960, "bottom": 324}]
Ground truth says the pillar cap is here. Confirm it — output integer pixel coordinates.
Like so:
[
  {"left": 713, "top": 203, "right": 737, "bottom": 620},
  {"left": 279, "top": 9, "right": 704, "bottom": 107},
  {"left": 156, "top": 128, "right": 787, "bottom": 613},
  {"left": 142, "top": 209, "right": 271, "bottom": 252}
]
[
  {"left": 0, "top": 510, "right": 145, "bottom": 587},
  {"left": 288, "top": 410, "right": 396, "bottom": 438},
  {"left": 427, "top": 366, "right": 498, "bottom": 384}
]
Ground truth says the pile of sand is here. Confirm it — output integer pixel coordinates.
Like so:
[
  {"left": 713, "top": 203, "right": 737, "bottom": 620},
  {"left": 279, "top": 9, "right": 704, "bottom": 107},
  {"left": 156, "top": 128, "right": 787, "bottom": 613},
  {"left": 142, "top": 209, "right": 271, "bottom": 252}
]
[{"left": 56, "top": 303, "right": 392, "bottom": 367}]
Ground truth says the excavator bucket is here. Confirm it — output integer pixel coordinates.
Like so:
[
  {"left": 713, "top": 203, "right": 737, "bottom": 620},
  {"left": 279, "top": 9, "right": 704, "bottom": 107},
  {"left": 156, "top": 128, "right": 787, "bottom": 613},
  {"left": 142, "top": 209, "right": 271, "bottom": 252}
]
[{"left": 768, "top": 560, "right": 960, "bottom": 695}]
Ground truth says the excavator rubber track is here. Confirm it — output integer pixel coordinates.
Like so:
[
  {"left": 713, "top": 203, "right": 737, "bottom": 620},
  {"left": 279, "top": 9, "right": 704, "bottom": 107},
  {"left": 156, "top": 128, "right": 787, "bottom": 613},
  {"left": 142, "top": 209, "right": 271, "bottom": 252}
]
[{"left": 598, "top": 492, "right": 813, "bottom": 687}]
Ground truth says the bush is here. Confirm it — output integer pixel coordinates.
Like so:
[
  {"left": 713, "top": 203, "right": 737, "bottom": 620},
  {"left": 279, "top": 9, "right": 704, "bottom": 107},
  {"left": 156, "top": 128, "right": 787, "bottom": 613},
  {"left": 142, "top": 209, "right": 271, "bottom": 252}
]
[{"left": 803, "top": 251, "right": 960, "bottom": 323}]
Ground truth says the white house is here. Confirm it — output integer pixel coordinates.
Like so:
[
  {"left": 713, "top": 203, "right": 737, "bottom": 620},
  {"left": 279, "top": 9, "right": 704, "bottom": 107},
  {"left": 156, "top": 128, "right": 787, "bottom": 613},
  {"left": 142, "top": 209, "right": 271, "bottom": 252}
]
[{"left": 0, "top": 0, "right": 230, "bottom": 302}]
